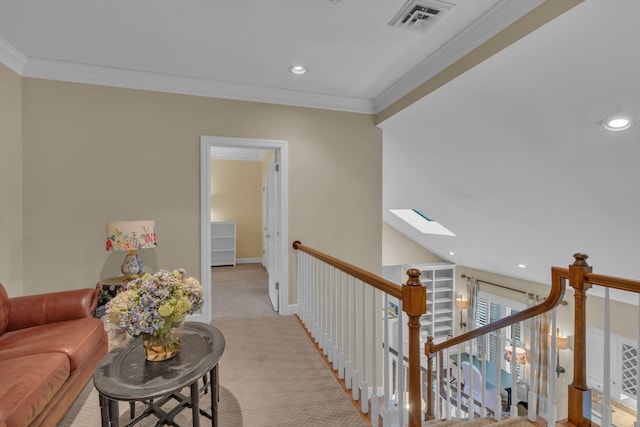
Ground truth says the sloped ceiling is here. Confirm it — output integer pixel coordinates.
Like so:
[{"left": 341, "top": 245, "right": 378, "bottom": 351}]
[{"left": 380, "top": 0, "right": 640, "bottom": 287}]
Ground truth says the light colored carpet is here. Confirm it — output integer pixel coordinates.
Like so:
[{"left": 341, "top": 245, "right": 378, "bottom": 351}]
[
  {"left": 58, "top": 264, "right": 366, "bottom": 426},
  {"left": 211, "top": 264, "right": 279, "bottom": 320}
]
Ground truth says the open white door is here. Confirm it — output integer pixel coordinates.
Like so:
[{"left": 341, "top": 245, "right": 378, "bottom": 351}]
[
  {"left": 266, "top": 152, "right": 279, "bottom": 311},
  {"left": 262, "top": 173, "right": 268, "bottom": 269}
]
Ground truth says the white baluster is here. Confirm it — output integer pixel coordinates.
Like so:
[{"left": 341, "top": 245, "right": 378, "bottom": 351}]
[
  {"left": 322, "top": 263, "right": 329, "bottom": 354},
  {"left": 528, "top": 315, "right": 538, "bottom": 423},
  {"left": 508, "top": 326, "right": 517, "bottom": 418},
  {"left": 455, "top": 343, "right": 462, "bottom": 418},
  {"left": 352, "top": 275, "right": 360, "bottom": 401},
  {"left": 480, "top": 338, "right": 487, "bottom": 418},
  {"left": 313, "top": 258, "right": 319, "bottom": 341},
  {"left": 382, "top": 293, "right": 392, "bottom": 421},
  {"left": 345, "top": 274, "right": 352, "bottom": 390},
  {"left": 434, "top": 347, "right": 440, "bottom": 420},
  {"left": 468, "top": 338, "right": 475, "bottom": 419},
  {"left": 397, "top": 306, "right": 405, "bottom": 426},
  {"left": 328, "top": 267, "right": 333, "bottom": 362},
  {"left": 361, "top": 281, "right": 369, "bottom": 413},
  {"left": 331, "top": 268, "right": 340, "bottom": 371},
  {"left": 370, "top": 287, "right": 379, "bottom": 427},
  {"left": 444, "top": 342, "right": 451, "bottom": 420},
  {"left": 338, "top": 270, "right": 345, "bottom": 379},
  {"left": 603, "top": 288, "right": 612, "bottom": 427},
  {"left": 489, "top": 333, "right": 499, "bottom": 420},
  {"left": 547, "top": 310, "right": 558, "bottom": 425}
]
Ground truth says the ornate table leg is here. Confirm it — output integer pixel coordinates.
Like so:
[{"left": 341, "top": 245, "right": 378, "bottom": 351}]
[
  {"left": 211, "top": 366, "right": 219, "bottom": 427},
  {"left": 99, "top": 393, "right": 109, "bottom": 427},
  {"left": 191, "top": 381, "right": 201, "bottom": 427}
]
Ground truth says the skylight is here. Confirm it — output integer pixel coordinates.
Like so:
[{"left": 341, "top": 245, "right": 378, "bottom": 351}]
[{"left": 390, "top": 209, "right": 455, "bottom": 236}]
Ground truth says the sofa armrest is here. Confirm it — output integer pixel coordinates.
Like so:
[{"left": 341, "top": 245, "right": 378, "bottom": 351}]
[{"left": 6, "top": 288, "right": 99, "bottom": 332}]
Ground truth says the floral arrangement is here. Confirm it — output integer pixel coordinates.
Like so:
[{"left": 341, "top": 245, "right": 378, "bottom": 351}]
[{"left": 106, "top": 269, "right": 203, "bottom": 338}]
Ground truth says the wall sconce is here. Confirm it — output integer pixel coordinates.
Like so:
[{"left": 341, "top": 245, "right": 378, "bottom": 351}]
[
  {"left": 455, "top": 294, "right": 468, "bottom": 329},
  {"left": 555, "top": 328, "right": 569, "bottom": 377}
]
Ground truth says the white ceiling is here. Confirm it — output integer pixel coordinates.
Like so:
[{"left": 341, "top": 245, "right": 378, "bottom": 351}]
[
  {"left": 1, "top": 0, "right": 637, "bottom": 288},
  {"left": 0, "top": 0, "right": 541, "bottom": 112}
]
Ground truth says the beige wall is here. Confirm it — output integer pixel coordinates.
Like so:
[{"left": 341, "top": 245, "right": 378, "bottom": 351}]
[
  {"left": 210, "top": 159, "right": 262, "bottom": 259},
  {"left": 20, "top": 78, "right": 382, "bottom": 305},
  {"left": 382, "top": 222, "right": 443, "bottom": 266},
  {"left": 0, "top": 64, "right": 23, "bottom": 297}
]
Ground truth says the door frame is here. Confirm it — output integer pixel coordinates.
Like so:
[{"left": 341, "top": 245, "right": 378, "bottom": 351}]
[{"left": 199, "top": 136, "right": 289, "bottom": 321}]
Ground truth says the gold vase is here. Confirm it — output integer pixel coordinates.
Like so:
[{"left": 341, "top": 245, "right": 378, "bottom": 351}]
[{"left": 142, "top": 330, "right": 181, "bottom": 361}]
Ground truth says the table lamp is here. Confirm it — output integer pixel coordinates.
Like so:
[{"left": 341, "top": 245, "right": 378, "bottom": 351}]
[{"left": 106, "top": 220, "right": 157, "bottom": 278}]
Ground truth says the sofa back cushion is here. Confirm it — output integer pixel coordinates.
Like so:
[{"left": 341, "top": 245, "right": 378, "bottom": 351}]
[{"left": 0, "top": 284, "right": 8, "bottom": 335}]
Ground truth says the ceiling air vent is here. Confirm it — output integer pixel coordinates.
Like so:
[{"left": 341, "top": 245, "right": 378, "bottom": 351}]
[{"left": 389, "top": 0, "right": 454, "bottom": 32}]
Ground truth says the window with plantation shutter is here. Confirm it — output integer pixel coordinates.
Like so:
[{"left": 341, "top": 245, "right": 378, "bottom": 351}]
[
  {"left": 475, "top": 292, "right": 526, "bottom": 382},
  {"left": 475, "top": 297, "right": 501, "bottom": 365}
]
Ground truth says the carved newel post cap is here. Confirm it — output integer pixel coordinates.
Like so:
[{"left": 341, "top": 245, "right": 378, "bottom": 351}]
[
  {"left": 572, "top": 253, "right": 589, "bottom": 266},
  {"left": 406, "top": 268, "right": 422, "bottom": 286}
]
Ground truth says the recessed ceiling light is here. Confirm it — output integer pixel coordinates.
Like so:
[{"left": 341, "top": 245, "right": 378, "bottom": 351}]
[
  {"left": 288, "top": 65, "right": 307, "bottom": 75},
  {"left": 449, "top": 251, "right": 455, "bottom": 256},
  {"left": 603, "top": 115, "right": 633, "bottom": 131},
  {"left": 517, "top": 263, "right": 526, "bottom": 269}
]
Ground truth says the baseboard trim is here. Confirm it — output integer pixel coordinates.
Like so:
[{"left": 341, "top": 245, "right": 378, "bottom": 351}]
[
  {"left": 286, "top": 304, "right": 298, "bottom": 316},
  {"left": 236, "top": 258, "right": 262, "bottom": 264}
]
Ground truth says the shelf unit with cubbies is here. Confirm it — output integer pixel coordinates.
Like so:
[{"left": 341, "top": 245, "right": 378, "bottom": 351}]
[
  {"left": 406, "top": 262, "right": 455, "bottom": 344},
  {"left": 210, "top": 221, "right": 236, "bottom": 267}
]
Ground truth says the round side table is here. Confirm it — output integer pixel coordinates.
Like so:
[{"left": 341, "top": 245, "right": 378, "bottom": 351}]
[{"left": 93, "top": 322, "right": 225, "bottom": 427}]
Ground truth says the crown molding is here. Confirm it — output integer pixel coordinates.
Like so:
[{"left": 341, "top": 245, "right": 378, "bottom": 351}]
[
  {"left": 0, "top": 36, "right": 27, "bottom": 75},
  {"left": 373, "top": 0, "right": 544, "bottom": 113},
  {"left": 18, "top": 57, "right": 374, "bottom": 114}
]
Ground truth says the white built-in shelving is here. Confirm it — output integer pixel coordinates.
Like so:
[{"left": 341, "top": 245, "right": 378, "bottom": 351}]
[{"left": 210, "top": 221, "right": 236, "bottom": 267}]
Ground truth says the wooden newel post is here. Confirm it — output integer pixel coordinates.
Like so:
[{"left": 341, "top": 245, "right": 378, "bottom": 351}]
[
  {"left": 403, "top": 268, "right": 427, "bottom": 427},
  {"left": 568, "top": 253, "right": 593, "bottom": 427}
]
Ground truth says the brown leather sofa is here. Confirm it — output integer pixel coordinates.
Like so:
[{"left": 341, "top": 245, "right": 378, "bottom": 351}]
[{"left": 0, "top": 283, "right": 108, "bottom": 427}]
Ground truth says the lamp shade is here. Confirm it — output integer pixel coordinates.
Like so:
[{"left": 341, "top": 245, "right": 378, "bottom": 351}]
[
  {"left": 106, "top": 220, "right": 157, "bottom": 252},
  {"left": 556, "top": 336, "right": 569, "bottom": 350},
  {"left": 455, "top": 296, "right": 469, "bottom": 309}
]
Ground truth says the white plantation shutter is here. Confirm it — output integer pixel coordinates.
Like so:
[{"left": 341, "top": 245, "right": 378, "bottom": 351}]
[{"left": 476, "top": 297, "right": 501, "bottom": 364}]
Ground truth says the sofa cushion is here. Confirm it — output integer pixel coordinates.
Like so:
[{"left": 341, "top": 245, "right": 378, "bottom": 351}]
[
  {"left": 0, "top": 285, "right": 8, "bottom": 335},
  {"left": 0, "top": 353, "right": 69, "bottom": 427},
  {"left": 0, "top": 318, "right": 106, "bottom": 372}
]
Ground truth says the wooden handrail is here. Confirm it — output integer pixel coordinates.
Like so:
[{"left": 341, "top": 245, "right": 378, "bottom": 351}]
[
  {"left": 426, "top": 266, "right": 567, "bottom": 355},
  {"left": 584, "top": 272, "right": 640, "bottom": 292},
  {"left": 292, "top": 240, "right": 403, "bottom": 299}
]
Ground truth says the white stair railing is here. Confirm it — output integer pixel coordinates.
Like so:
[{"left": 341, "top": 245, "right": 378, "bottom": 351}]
[{"left": 293, "top": 241, "right": 425, "bottom": 427}]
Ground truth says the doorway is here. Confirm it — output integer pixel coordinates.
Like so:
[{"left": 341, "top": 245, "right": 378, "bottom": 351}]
[{"left": 199, "top": 136, "right": 289, "bottom": 323}]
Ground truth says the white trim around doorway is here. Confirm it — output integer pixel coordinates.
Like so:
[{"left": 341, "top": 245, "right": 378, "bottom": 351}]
[{"left": 199, "top": 136, "right": 289, "bottom": 322}]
